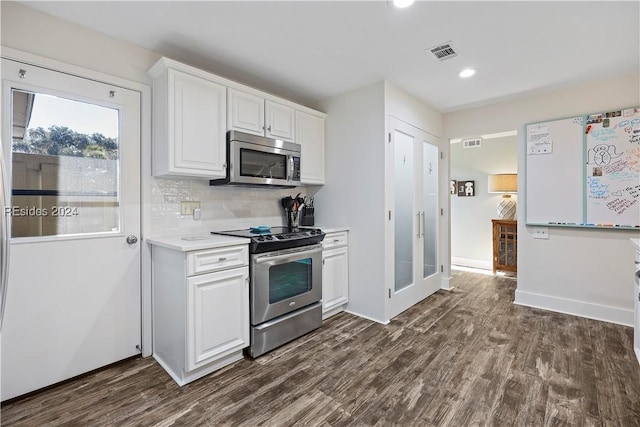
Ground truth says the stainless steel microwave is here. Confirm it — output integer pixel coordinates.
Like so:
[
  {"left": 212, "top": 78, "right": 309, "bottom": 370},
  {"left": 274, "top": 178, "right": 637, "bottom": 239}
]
[{"left": 210, "top": 131, "right": 301, "bottom": 188}]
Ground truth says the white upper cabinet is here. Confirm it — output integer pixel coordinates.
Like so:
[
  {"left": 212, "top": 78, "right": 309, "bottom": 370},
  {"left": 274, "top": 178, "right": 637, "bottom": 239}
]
[
  {"left": 266, "top": 100, "right": 295, "bottom": 141},
  {"left": 227, "top": 88, "right": 265, "bottom": 136},
  {"left": 149, "top": 58, "right": 227, "bottom": 178},
  {"left": 296, "top": 110, "right": 325, "bottom": 185},
  {"left": 228, "top": 88, "right": 295, "bottom": 142},
  {"left": 150, "top": 57, "right": 325, "bottom": 183}
]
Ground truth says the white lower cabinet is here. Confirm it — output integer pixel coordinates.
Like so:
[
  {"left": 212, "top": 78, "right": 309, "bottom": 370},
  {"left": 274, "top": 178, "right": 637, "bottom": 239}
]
[
  {"left": 187, "top": 268, "right": 249, "bottom": 371},
  {"left": 322, "top": 231, "right": 349, "bottom": 319},
  {"left": 152, "top": 243, "right": 249, "bottom": 386}
]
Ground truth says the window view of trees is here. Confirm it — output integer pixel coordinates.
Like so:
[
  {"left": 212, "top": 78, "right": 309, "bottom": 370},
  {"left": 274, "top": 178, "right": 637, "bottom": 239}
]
[{"left": 13, "top": 125, "right": 118, "bottom": 160}]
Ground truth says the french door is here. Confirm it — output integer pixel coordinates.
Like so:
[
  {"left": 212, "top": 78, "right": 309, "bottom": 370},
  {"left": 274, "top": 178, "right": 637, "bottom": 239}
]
[
  {"left": 388, "top": 117, "right": 441, "bottom": 319},
  {"left": 1, "top": 58, "right": 141, "bottom": 400}
]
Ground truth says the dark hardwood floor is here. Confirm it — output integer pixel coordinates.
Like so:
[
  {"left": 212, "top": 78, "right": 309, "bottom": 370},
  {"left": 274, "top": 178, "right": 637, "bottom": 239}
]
[{"left": 3, "top": 270, "right": 640, "bottom": 426}]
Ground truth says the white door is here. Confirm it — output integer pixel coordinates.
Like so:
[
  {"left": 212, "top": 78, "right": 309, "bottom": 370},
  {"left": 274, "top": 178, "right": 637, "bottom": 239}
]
[
  {"left": 388, "top": 117, "right": 440, "bottom": 319},
  {"left": 1, "top": 59, "right": 141, "bottom": 400}
]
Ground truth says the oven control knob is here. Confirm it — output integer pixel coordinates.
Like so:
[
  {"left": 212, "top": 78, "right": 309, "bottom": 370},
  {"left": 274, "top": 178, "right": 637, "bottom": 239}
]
[{"left": 257, "top": 237, "right": 265, "bottom": 241}]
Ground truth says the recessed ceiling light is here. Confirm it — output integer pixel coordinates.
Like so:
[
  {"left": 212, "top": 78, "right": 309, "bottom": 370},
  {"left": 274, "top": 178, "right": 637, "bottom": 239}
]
[
  {"left": 393, "top": 0, "right": 415, "bottom": 8},
  {"left": 459, "top": 68, "right": 476, "bottom": 78}
]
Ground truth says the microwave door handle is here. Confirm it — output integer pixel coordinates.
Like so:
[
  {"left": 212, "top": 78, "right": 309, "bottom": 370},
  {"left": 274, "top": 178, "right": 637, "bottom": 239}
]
[{"left": 287, "top": 155, "right": 294, "bottom": 181}]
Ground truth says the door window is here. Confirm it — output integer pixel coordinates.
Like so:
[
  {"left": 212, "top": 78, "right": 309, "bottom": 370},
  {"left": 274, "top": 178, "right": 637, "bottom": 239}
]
[
  {"left": 240, "top": 148, "right": 287, "bottom": 179},
  {"left": 393, "top": 129, "right": 415, "bottom": 291},
  {"left": 422, "top": 141, "right": 439, "bottom": 278},
  {"left": 10, "top": 89, "right": 120, "bottom": 238},
  {"left": 268, "top": 258, "right": 312, "bottom": 303}
]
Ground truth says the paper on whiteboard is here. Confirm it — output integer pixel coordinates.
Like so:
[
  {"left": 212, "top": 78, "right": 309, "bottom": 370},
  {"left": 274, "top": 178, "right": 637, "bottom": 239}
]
[
  {"left": 527, "top": 124, "right": 553, "bottom": 155},
  {"left": 528, "top": 140, "right": 553, "bottom": 154}
]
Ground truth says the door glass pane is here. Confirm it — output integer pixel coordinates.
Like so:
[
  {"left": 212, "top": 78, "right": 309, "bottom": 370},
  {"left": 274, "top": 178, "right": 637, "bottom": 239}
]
[
  {"left": 10, "top": 89, "right": 119, "bottom": 238},
  {"left": 240, "top": 148, "right": 287, "bottom": 179},
  {"left": 394, "top": 130, "right": 414, "bottom": 291},
  {"left": 269, "top": 258, "right": 312, "bottom": 303},
  {"left": 423, "top": 141, "right": 438, "bottom": 278}
]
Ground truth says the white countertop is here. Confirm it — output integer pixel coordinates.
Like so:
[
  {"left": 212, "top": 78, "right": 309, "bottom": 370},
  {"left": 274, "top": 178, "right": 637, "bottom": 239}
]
[
  {"left": 632, "top": 239, "right": 640, "bottom": 250},
  {"left": 146, "top": 234, "right": 250, "bottom": 252},
  {"left": 317, "top": 225, "right": 350, "bottom": 234}
]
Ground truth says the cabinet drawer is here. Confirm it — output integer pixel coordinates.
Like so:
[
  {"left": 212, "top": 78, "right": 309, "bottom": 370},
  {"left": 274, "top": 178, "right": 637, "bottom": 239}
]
[
  {"left": 187, "top": 245, "right": 248, "bottom": 276},
  {"left": 323, "top": 231, "right": 348, "bottom": 250}
]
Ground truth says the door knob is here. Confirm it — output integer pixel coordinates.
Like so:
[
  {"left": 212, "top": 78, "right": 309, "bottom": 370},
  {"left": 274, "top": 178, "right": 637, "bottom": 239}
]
[{"left": 126, "top": 235, "right": 138, "bottom": 245}]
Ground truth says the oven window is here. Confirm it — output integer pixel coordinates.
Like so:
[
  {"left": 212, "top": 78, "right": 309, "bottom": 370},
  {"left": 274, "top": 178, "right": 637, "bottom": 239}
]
[
  {"left": 240, "top": 148, "right": 287, "bottom": 179},
  {"left": 269, "top": 258, "right": 312, "bottom": 303}
]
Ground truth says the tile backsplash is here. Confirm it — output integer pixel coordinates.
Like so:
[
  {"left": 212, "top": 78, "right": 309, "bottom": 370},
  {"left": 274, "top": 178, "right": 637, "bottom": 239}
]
[{"left": 149, "top": 177, "right": 304, "bottom": 237}]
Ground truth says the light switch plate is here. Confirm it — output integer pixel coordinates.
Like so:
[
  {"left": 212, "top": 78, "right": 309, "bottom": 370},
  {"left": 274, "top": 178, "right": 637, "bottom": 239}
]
[
  {"left": 532, "top": 227, "right": 549, "bottom": 239},
  {"left": 181, "top": 201, "right": 201, "bottom": 216}
]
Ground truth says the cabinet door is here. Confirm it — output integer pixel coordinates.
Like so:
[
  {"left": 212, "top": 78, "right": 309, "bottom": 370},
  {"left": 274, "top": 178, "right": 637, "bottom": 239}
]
[
  {"left": 187, "top": 267, "right": 249, "bottom": 371},
  {"left": 228, "top": 88, "right": 265, "bottom": 136},
  {"left": 322, "top": 246, "right": 349, "bottom": 314},
  {"left": 266, "top": 100, "right": 295, "bottom": 141},
  {"left": 170, "top": 70, "right": 227, "bottom": 177},
  {"left": 296, "top": 111, "right": 325, "bottom": 184}
]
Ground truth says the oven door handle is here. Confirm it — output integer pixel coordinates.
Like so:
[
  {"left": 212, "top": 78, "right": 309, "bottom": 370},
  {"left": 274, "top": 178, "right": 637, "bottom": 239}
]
[{"left": 253, "top": 244, "right": 323, "bottom": 265}]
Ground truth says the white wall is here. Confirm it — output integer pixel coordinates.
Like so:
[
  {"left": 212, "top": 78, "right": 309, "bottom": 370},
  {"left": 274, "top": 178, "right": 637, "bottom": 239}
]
[
  {"left": 0, "top": 2, "right": 324, "bottom": 366},
  {"left": 444, "top": 72, "right": 640, "bottom": 325},
  {"left": 450, "top": 136, "right": 517, "bottom": 269},
  {"left": 316, "top": 81, "right": 444, "bottom": 323},
  {"left": 316, "top": 81, "right": 387, "bottom": 322},
  {"left": 1, "top": 1, "right": 310, "bottom": 238}
]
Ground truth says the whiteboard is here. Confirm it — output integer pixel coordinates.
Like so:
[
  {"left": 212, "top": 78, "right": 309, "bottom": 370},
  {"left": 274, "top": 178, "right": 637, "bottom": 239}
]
[
  {"left": 585, "top": 108, "right": 640, "bottom": 226},
  {"left": 525, "top": 116, "right": 584, "bottom": 224}
]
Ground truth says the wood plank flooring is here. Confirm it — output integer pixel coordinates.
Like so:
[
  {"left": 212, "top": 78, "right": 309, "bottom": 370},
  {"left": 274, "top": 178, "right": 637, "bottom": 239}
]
[{"left": 3, "top": 270, "right": 640, "bottom": 426}]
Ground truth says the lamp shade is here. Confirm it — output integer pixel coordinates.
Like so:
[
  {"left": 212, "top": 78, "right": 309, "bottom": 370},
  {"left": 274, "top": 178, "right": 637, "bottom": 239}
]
[{"left": 488, "top": 174, "right": 517, "bottom": 193}]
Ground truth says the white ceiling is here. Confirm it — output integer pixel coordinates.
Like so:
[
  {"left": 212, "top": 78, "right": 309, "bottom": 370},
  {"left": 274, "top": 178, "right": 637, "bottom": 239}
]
[{"left": 19, "top": 1, "right": 640, "bottom": 112}]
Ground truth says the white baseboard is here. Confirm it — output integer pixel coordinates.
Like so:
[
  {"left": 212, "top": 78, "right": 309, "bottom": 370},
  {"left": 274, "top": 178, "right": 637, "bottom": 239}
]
[
  {"left": 440, "top": 275, "right": 453, "bottom": 291},
  {"left": 344, "top": 309, "right": 390, "bottom": 325},
  {"left": 635, "top": 347, "right": 640, "bottom": 368},
  {"left": 514, "top": 289, "right": 634, "bottom": 327},
  {"left": 452, "top": 256, "right": 492, "bottom": 271}
]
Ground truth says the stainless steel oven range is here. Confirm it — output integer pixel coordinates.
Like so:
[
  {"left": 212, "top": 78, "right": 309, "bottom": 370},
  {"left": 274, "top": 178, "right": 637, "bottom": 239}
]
[{"left": 211, "top": 227, "right": 325, "bottom": 357}]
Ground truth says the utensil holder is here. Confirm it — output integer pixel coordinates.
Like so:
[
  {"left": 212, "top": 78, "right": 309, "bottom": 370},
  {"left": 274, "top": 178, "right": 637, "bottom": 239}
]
[
  {"left": 286, "top": 210, "right": 300, "bottom": 231},
  {"left": 301, "top": 206, "right": 315, "bottom": 226}
]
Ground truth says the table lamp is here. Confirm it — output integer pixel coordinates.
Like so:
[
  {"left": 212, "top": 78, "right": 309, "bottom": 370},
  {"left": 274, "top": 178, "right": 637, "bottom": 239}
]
[{"left": 488, "top": 174, "right": 517, "bottom": 219}]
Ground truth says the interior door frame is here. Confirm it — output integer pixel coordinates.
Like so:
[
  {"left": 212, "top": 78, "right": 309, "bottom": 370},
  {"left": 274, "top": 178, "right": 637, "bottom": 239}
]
[{"left": 0, "top": 46, "right": 153, "bottom": 357}]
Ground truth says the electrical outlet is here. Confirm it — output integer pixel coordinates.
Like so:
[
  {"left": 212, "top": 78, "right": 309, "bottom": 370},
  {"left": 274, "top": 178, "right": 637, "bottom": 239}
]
[
  {"left": 532, "top": 227, "right": 549, "bottom": 240},
  {"left": 180, "top": 201, "right": 201, "bottom": 216}
]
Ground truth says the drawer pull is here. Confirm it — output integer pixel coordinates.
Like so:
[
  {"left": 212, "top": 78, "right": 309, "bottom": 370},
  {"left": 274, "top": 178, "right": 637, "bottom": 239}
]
[
  {"left": 218, "top": 257, "right": 227, "bottom": 262},
  {"left": 333, "top": 239, "right": 340, "bottom": 243}
]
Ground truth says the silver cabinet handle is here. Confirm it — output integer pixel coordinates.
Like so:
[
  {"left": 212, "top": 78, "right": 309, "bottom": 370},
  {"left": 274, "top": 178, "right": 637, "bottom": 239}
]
[
  {"left": 268, "top": 125, "right": 272, "bottom": 132},
  {"left": 417, "top": 213, "right": 421, "bottom": 238},
  {"left": 421, "top": 211, "right": 425, "bottom": 238},
  {"left": 126, "top": 235, "right": 138, "bottom": 245},
  {"left": 218, "top": 257, "right": 227, "bottom": 262}
]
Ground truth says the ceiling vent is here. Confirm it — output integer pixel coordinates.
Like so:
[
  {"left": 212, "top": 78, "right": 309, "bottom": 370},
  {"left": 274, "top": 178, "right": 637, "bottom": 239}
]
[
  {"left": 429, "top": 42, "right": 458, "bottom": 61},
  {"left": 462, "top": 138, "right": 482, "bottom": 148}
]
